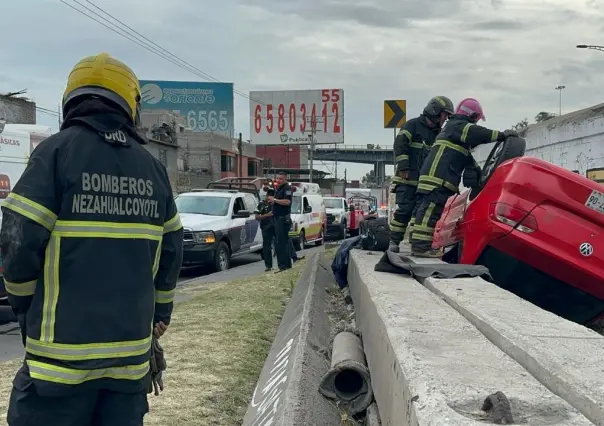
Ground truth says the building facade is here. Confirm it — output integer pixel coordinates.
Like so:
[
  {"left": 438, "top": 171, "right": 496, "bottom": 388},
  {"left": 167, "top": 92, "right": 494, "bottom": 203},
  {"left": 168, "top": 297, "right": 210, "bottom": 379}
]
[
  {"left": 0, "top": 95, "right": 36, "bottom": 125},
  {"left": 474, "top": 103, "right": 604, "bottom": 178},
  {"left": 255, "top": 144, "right": 309, "bottom": 170},
  {"left": 140, "top": 110, "right": 263, "bottom": 193}
]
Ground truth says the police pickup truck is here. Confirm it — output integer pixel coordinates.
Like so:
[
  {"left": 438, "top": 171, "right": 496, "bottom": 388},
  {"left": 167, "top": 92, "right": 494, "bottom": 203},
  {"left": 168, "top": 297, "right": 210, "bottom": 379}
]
[{"left": 174, "top": 186, "right": 263, "bottom": 272}]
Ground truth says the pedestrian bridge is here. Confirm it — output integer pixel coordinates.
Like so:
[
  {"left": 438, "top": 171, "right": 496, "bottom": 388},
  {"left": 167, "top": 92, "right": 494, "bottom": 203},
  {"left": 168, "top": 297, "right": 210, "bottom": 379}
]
[
  {"left": 314, "top": 145, "right": 394, "bottom": 183},
  {"left": 314, "top": 145, "right": 394, "bottom": 164}
]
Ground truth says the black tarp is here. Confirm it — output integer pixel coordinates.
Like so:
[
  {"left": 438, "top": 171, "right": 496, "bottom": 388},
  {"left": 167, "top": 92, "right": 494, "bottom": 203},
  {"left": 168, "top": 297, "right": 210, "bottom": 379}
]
[
  {"left": 331, "top": 236, "right": 363, "bottom": 289},
  {"left": 374, "top": 250, "right": 492, "bottom": 281}
]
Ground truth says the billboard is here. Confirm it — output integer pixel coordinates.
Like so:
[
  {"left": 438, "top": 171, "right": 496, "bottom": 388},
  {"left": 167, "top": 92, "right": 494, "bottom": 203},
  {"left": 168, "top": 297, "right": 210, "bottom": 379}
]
[
  {"left": 0, "top": 129, "right": 31, "bottom": 199},
  {"left": 249, "top": 89, "right": 344, "bottom": 145},
  {"left": 139, "top": 80, "right": 234, "bottom": 136}
]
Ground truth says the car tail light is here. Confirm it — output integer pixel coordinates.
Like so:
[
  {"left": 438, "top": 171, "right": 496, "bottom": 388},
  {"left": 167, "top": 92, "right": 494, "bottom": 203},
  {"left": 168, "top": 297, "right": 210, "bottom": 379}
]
[{"left": 489, "top": 202, "right": 538, "bottom": 233}]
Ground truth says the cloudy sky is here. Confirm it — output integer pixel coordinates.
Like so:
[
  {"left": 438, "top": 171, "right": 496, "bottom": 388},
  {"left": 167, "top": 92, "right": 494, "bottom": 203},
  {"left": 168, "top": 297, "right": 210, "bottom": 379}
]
[{"left": 2, "top": 0, "right": 604, "bottom": 179}]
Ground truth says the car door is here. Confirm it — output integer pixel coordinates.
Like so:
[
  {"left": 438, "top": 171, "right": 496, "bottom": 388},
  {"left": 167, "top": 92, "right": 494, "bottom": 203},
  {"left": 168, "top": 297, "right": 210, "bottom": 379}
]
[
  {"left": 243, "top": 193, "right": 261, "bottom": 250},
  {"left": 229, "top": 196, "right": 247, "bottom": 254},
  {"left": 434, "top": 190, "right": 471, "bottom": 248}
]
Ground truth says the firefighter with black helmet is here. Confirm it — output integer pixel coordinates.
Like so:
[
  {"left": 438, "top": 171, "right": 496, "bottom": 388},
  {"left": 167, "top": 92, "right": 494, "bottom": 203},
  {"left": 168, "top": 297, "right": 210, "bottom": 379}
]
[
  {"left": 388, "top": 96, "right": 455, "bottom": 252},
  {"left": 410, "top": 98, "right": 518, "bottom": 257},
  {"left": 2, "top": 52, "right": 183, "bottom": 425}
]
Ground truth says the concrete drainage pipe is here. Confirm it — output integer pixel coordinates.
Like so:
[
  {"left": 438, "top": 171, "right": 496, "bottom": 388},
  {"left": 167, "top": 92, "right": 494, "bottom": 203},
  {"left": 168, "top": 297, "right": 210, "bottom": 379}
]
[{"left": 318, "top": 331, "right": 374, "bottom": 415}]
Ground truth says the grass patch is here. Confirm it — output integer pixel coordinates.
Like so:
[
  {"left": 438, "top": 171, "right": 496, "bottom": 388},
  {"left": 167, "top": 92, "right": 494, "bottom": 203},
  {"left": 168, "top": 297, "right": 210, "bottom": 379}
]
[{"left": 0, "top": 260, "right": 306, "bottom": 426}]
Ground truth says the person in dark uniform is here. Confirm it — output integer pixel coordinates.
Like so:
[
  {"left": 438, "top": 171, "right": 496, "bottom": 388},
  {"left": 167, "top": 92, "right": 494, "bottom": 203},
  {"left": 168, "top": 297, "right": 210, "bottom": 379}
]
[
  {"left": 255, "top": 189, "right": 276, "bottom": 271},
  {"left": 1, "top": 52, "right": 184, "bottom": 426},
  {"left": 410, "top": 97, "right": 517, "bottom": 257},
  {"left": 270, "top": 171, "right": 293, "bottom": 272},
  {"left": 389, "top": 96, "right": 455, "bottom": 252}
]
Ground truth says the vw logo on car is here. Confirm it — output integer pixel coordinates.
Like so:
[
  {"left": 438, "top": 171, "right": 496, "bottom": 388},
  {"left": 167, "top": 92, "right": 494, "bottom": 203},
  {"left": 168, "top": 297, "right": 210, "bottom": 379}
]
[{"left": 579, "top": 242, "right": 594, "bottom": 257}]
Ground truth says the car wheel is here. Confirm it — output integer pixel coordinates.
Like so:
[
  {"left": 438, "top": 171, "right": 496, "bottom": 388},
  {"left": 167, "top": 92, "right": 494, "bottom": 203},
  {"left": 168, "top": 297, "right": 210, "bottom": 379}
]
[
  {"left": 480, "top": 136, "right": 526, "bottom": 188},
  {"left": 315, "top": 228, "right": 324, "bottom": 246},
  {"left": 214, "top": 241, "right": 230, "bottom": 272},
  {"left": 338, "top": 221, "right": 346, "bottom": 240},
  {"left": 295, "top": 231, "right": 304, "bottom": 251}
]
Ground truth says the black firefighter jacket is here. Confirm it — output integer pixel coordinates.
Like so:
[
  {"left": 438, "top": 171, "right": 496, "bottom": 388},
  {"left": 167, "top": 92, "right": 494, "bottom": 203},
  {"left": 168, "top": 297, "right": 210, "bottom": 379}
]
[
  {"left": 392, "top": 115, "right": 440, "bottom": 186},
  {"left": 0, "top": 98, "right": 184, "bottom": 396},
  {"left": 417, "top": 114, "right": 506, "bottom": 195}
]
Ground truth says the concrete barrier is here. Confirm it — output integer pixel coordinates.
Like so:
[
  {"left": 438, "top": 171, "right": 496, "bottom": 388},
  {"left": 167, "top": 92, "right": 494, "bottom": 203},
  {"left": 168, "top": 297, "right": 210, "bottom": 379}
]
[
  {"left": 242, "top": 253, "right": 341, "bottom": 426},
  {"left": 347, "top": 250, "right": 591, "bottom": 425},
  {"left": 422, "top": 275, "right": 604, "bottom": 425}
]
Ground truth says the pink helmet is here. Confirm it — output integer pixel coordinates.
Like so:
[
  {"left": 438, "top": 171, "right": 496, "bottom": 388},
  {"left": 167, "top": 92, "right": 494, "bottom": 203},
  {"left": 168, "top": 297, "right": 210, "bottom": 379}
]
[{"left": 455, "top": 98, "right": 485, "bottom": 122}]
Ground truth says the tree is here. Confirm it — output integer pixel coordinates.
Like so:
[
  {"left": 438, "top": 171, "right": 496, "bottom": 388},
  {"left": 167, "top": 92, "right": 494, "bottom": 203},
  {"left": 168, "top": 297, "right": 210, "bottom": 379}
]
[
  {"left": 535, "top": 111, "right": 556, "bottom": 123},
  {"left": 361, "top": 170, "right": 376, "bottom": 185},
  {"left": 512, "top": 118, "right": 529, "bottom": 131}
]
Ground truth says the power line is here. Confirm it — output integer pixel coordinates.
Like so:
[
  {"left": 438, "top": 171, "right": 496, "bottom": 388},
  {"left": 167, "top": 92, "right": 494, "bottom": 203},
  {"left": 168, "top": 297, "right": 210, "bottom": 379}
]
[
  {"left": 36, "top": 106, "right": 60, "bottom": 117},
  {"left": 59, "top": 0, "right": 261, "bottom": 103}
]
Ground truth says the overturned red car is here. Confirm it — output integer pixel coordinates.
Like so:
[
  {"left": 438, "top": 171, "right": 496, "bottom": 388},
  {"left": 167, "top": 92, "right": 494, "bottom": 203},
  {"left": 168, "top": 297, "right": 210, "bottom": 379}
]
[{"left": 433, "top": 137, "right": 604, "bottom": 325}]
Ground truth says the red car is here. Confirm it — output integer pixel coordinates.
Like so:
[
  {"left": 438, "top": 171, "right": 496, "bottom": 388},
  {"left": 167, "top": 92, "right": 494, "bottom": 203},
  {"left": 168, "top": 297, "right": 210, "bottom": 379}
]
[{"left": 433, "top": 137, "right": 604, "bottom": 325}]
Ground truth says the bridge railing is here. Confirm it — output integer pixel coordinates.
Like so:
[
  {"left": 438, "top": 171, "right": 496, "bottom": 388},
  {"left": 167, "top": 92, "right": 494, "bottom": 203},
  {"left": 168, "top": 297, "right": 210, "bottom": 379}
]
[{"left": 314, "top": 145, "right": 394, "bottom": 151}]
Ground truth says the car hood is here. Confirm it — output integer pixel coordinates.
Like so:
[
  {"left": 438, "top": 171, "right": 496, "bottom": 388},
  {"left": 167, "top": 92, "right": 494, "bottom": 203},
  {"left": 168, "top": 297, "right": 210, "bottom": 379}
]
[
  {"left": 179, "top": 213, "right": 227, "bottom": 231},
  {"left": 326, "top": 208, "right": 345, "bottom": 215}
]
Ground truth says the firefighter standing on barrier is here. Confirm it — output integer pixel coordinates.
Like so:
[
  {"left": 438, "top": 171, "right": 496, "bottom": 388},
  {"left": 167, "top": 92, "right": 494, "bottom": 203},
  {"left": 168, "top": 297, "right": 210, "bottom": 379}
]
[
  {"left": 410, "top": 97, "right": 518, "bottom": 257},
  {"left": 388, "top": 96, "right": 455, "bottom": 252},
  {"left": 1, "top": 52, "right": 183, "bottom": 426}
]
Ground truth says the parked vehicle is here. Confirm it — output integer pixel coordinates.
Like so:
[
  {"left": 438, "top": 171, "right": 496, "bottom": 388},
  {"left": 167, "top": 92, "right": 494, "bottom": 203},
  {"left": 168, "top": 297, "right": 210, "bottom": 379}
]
[
  {"left": 433, "top": 137, "right": 604, "bottom": 324},
  {"left": 347, "top": 196, "right": 376, "bottom": 237},
  {"left": 324, "top": 197, "right": 349, "bottom": 239},
  {"left": 176, "top": 179, "right": 264, "bottom": 272},
  {"left": 289, "top": 182, "right": 326, "bottom": 250}
]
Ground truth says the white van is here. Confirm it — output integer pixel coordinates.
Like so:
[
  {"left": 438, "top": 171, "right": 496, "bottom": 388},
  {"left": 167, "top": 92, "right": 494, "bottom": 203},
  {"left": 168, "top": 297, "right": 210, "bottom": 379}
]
[{"left": 288, "top": 182, "right": 326, "bottom": 250}]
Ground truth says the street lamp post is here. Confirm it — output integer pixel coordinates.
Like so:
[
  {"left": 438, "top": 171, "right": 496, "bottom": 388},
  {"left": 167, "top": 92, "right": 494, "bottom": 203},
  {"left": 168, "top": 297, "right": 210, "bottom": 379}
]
[
  {"left": 577, "top": 44, "right": 604, "bottom": 52},
  {"left": 555, "top": 85, "right": 565, "bottom": 116}
]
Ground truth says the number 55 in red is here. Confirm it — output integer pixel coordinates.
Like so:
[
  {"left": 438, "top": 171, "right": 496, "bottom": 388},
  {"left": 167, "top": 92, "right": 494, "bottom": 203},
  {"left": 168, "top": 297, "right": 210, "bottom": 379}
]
[{"left": 321, "top": 89, "right": 340, "bottom": 102}]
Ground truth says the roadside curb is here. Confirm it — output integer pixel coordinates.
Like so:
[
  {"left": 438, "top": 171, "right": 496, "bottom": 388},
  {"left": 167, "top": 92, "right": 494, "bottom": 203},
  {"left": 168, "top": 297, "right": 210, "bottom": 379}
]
[{"left": 241, "top": 252, "right": 341, "bottom": 426}]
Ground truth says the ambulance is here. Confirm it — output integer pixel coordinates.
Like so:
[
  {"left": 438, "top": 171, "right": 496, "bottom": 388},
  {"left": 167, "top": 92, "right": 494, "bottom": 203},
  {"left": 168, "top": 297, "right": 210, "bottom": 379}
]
[{"left": 289, "top": 182, "right": 327, "bottom": 251}]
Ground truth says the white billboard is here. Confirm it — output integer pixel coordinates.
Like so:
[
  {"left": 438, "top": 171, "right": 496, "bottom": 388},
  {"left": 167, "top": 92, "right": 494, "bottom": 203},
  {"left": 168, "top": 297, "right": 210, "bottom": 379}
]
[{"left": 249, "top": 89, "right": 344, "bottom": 145}]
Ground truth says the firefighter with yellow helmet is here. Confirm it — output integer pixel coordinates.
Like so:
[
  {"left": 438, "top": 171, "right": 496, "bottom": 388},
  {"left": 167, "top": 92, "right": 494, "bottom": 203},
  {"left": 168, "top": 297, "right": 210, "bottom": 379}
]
[{"left": 2, "top": 53, "right": 183, "bottom": 425}]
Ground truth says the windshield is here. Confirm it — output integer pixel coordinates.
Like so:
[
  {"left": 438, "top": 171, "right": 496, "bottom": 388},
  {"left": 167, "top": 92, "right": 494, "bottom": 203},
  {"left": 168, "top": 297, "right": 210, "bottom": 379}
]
[
  {"left": 175, "top": 195, "right": 230, "bottom": 216},
  {"left": 324, "top": 198, "right": 343, "bottom": 209},
  {"left": 291, "top": 196, "right": 302, "bottom": 214}
]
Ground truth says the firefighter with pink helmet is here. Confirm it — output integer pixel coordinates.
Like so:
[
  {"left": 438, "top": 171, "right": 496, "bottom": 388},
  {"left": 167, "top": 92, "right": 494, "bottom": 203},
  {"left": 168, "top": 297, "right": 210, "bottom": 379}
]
[{"left": 410, "top": 97, "right": 518, "bottom": 257}]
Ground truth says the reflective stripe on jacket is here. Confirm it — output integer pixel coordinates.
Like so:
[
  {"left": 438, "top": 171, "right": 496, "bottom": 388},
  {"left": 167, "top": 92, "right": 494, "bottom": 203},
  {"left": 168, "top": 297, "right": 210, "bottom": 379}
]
[
  {"left": 393, "top": 115, "right": 439, "bottom": 185},
  {"left": 417, "top": 115, "right": 505, "bottom": 194}
]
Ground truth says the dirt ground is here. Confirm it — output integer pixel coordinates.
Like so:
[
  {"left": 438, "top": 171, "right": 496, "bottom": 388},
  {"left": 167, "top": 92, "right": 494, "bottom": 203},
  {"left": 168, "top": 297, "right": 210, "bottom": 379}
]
[{"left": 0, "top": 261, "right": 305, "bottom": 426}]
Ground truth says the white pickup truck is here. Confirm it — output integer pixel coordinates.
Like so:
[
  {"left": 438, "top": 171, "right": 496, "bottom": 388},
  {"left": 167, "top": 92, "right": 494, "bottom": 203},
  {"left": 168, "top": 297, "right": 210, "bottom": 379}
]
[{"left": 175, "top": 188, "right": 263, "bottom": 272}]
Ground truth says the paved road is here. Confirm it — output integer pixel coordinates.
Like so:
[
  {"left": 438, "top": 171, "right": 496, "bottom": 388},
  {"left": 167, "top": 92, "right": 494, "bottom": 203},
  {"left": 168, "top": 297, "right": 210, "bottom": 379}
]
[{"left": 0, "top": 245, "right": 327, "bottom": 362}]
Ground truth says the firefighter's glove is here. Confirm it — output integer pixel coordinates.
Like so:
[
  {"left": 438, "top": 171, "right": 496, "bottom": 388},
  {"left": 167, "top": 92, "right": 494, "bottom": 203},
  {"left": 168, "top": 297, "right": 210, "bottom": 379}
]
[
  {"left": 463, "top": 166, "right": 482, "bottom": 188},
  {"left": 148, "top": 336, "right": 167, "bottom": 396},
  {"left": 503, "top": 129, "right": 518, "bottom": 139}
]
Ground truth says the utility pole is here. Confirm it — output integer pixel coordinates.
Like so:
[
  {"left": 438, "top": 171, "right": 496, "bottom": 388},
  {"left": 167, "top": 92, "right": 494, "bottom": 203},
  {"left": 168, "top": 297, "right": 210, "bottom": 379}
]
[
  {"left": 334, "top": 143, "right": 338, "bottom": 180},
  {"left": 237, "top": 132, "right": 243, "bottom": 177},
  {"left": 307, "top": 119, "right": 318, "bottom": 183},
  {"left": 344, "top": 168, "right": 347, "bottom": 194},
  {"left": 58, "top": 103, "right": 62, "bottom": 128},
  {"left": 555, "top": 85, "right": 566, "bottom": 116}
]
